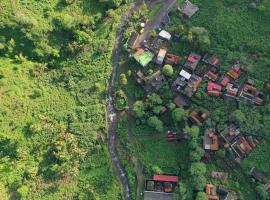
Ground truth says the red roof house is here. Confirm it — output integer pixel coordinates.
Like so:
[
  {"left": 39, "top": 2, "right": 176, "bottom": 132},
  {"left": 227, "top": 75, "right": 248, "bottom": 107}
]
[
  {"left": 227, "top": 65, "right": 241, "bottom": 80},
  {"left": 220, "top": 77, "right": 230, "bottom": 87},
  {"left": 165, "top": 53, "right": 180, "bottom": 65},
  {"left": 188, "top": 55, "right": 196, "bottom": 63},
  {"left": 206, "top": 70, "right": 219, "bottom": 81},
  {"left": 153, "top": 175, "right": 179, "bottom": 183},
  {"left": 226, "top": 83, "right": 238, "bottom": 97},
  {"left": 207, "top": 82, "right": 222, "bottom": 96}
]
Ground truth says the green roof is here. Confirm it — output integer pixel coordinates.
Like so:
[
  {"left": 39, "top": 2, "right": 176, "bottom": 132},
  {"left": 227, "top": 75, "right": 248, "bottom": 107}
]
[{"left": 134, "top": 50, "right": 154, "bottom": 67}]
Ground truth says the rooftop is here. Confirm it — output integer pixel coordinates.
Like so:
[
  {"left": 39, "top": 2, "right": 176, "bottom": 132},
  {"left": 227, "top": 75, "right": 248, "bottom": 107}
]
[
  {"left": 133, "top": 48, "right": 154, "bottom": 67},
  {"left": 179, "top": 0, "right": 199, "bottom": 18},
  {"left": 184, "top": 53, "right": 201, "bottom": 71},
  {"left": 204, "top": 128, "right": 219, "bottom": 151},
  {"left": 153, "top": 174, "right": 179, "bottom": 183},
  {"left": 144, "top": 191, "right": 178, "bottom": 200}
]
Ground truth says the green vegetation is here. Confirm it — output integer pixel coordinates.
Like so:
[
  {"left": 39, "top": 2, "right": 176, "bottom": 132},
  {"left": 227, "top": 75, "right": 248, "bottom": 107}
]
[
  {"left": 162, "top": 64, "right": 174, "bottom": 76},
  {"left": 148, "top": 2, "right": 165, "bottom": 19},
  {"left": 115, "top": 90, "right": 129, "bottom": 111},
  {"left": 0, "top": 0, "right": 129, "bottom": 198}
]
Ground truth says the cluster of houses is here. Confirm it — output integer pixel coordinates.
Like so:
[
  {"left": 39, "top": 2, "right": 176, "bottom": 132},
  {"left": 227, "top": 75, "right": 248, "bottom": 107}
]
[
  {"left": 126, "top": 1, "right": 270, "bottom": 199},
  {"left": 205, "top": 183, "right": 238, "bottom": 200},
  {"left": 144, "top": 173, "right": 238, "bottom": 200},
  {"left": 204, "top": 58, "right": 266, "bottom": 106},
  {"left": 203, "top": 124, "right": 261, "bottom": 163}
]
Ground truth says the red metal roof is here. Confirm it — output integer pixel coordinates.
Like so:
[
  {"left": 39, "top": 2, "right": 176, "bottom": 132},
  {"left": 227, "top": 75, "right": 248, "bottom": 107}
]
[
  {"left": 208, "top": 82, "right": 222, "bottom": 91},
  {"left": 221, "top": 77, "right": 230, "bottom": 86},
  {"left": 153, "top": 174, "right": 179, "bottom": 183},
  {"left": 188, "top": 55, "right": 197, "bottom": 63}
]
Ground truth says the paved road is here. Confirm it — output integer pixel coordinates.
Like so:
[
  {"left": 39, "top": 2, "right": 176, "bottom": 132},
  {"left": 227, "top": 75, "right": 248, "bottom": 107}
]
[{"left": 134, "top": 0, "right": 177, "bottom": 47}]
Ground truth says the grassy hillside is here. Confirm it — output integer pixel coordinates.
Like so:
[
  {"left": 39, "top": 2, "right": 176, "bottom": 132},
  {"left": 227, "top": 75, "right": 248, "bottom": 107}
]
[{"left": 0, "top": 0, "right": 126, "bottom": 199}]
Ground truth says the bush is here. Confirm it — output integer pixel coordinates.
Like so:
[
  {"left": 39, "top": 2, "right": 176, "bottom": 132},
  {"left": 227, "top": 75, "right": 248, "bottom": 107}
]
[
  {"left": 190, "top": 162, "right": 206, "bottom": 176},
  {"left": 119, "top": 73, "right": 128, "bottom": 85},
  {"left": 17, "top": 185, "right": 29, "bottom": 198},
  {"left": 133, "top": 101, "right": 145, "bottom": 118},
  {"left": 162, "top": 64, "right": 174, "bottom": 76},
  {"left": 172, "top": 108, "right": 188, "bottom": 123},
  {"left": 196, "top": 192, "right": 208, "bottom": 200},
  {"left": 147, "top": 116, "right": 163, "bottom": 132}
]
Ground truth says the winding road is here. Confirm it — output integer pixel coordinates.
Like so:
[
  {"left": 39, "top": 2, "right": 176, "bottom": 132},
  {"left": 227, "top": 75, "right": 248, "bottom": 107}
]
[{"left": 107, "top": 1, "right": 177, "bottom": 199}]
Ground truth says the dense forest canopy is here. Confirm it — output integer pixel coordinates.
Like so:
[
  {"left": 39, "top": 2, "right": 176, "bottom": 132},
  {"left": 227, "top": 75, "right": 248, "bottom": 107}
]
[{"left": 0, "top": 0, "right": 129, "bottom": 199}]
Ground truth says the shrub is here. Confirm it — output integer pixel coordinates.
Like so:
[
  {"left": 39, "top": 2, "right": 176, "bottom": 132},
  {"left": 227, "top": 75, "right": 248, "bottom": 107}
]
[
  {"left": 162, "top": 64, "right": 174, "bottom": 76},
  {"left": 147, "top": 116, "right": 163, "bottom": 132}
]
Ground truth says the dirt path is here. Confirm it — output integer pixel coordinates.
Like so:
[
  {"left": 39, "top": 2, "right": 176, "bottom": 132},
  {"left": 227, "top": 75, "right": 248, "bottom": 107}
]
[
  {"left": 107, "top": 1, "right": 177, "bottom": 199},
  {"left": 107, "top": 4, "right": 138, "bottom": 200},
  {"left": 126, "top": 100, "right": 144, "bottom": 200}
]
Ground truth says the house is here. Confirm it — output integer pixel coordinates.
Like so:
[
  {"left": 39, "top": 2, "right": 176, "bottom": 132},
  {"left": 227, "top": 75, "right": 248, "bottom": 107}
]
[
  {"left": 250, "top": 167, "right": 270, "bottom": 184},
  {"left": 207, "top": 82, "right": 222, "bottom": 97},
  {"left": 173, "top": 95, "right": 189, "bottom": 108},
  {"left": 184, "top": 74, "right": 202, "bottom": 97},
  {"left": 202, "top": 54, "right": 220, "bottom": 67},
  {"left": 136, "top": 70, "right": 165, "bottom": 93},
  {"left": 220, "top": 77, "right": 230, "bottom": 87},
  {"left": 179, "top": 0, "right": 199, "bottom": 18},
  {"left": 172, "top": 70, "right": 202, "bottom": 98},
  {"left": 189, "top": 110, "right": 208, "bottom": 126},
  {"left": 211, "top": 172, "right": 228, "bottom": 183},
  {"left": 153, "top": 174, "right": 179, "bottom": 184},
  {"left": 221, "top": 125, "right": 257, "bottom": 161},
  {"left": 144, "top": 174, "right": 179, "bottom": 200},
  {"left": 216, "top": 187, "right": 238, "bottom": 200},
  {"left": 206, "top": 184, "right": 238, "bottom": 200},
  {"left": 231, "top": 136, "right": 253, "bottom": 159},
  {"left": 133, "top": 48, "right": 154, "bottom": 67},
  {"left": 220, "top": 124, "right": 240, "bottom": 144},
  {"left": 144, "top": 191, "right": 178, "bottom": 200},
  {"left": 226, "top": 83, "right": 238, "bottom": 97},
  {"left": 205, "top": 70, "right": 219, "bottom": 81},
  {"left": 156, "top": 49, "right": 167, "bottom": 65},
  {"left": 165, "top": 54, "right": 180, "bottom": 65},
  {"left": 239, "top": 82, "right": 264, "bottom": 105},
  {"left": 205, "top": 184, "right": 219, "bottom": 200},
  {"left": 159, "top": 30, "right": 172, "bottom": 40},
  {"left": 184, "top": 53, "right": 201, "bottom": 71},
  {"left": 204, "top": 128, "right": 219, "bottom": 151},
  {"left": 227, "top": 65, "right": 241, "bottom": 80}
]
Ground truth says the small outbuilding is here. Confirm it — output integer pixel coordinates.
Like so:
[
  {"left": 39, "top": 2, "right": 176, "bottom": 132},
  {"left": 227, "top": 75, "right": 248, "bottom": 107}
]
[
  {"left": 156, "top": 49, "right": 167, "bottom": 65},
  {"left": 159, "top": 30, "right": 172, "bottom": 40},
  {"left": 179, "top": 0, "right": 199, "bottom": 18}
]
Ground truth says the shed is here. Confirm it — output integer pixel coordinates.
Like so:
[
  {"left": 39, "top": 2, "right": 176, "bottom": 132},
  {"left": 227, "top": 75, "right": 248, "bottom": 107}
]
[
  {"left": 144, "top": 191, "right": 178, "bottom": 200},
  {"left": 156, "top": 49, "right": 167, "bottom": 65},
  {"left": 179, "top": 0, "right": 199, "bottom": 18},
  {"left": 153, "top": 175, "right": 179, "bottom": 183},
  {"left": 179, "top": 69, "right": 191, "bottom": 80},
  {"left": 173, "top": 95, "right": 189, "bottom": 108},
  {"left": 159, "top": 30, "right": 172, "bottom": 40}
]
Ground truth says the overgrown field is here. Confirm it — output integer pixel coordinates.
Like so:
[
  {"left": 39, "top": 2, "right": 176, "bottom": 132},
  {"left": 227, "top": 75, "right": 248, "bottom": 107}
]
[{"left": 0, "top": 0, "right": 128, "bottom": 199}]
